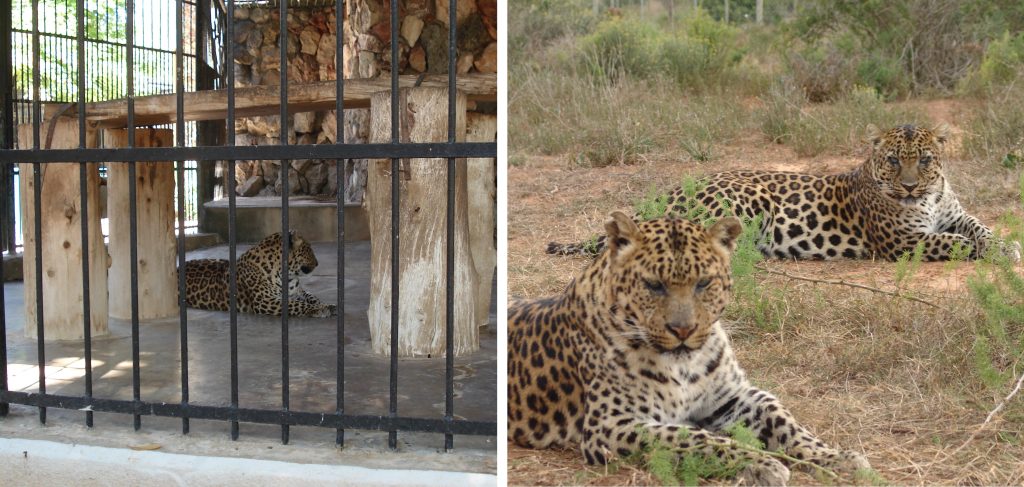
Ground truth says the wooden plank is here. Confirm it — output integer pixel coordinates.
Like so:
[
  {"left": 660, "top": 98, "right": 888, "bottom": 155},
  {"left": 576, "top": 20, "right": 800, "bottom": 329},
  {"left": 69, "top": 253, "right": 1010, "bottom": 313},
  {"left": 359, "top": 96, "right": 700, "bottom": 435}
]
[{"left": 50, "top": 74, "right": 497, "bottom": 129}]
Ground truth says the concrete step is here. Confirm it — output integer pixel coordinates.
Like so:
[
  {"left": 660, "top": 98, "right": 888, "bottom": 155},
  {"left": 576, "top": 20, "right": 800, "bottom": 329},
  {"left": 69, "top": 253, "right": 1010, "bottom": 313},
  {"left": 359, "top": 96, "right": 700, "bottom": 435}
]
[{"left": 202, "top": 197, "right": 369, "bottom": 243}]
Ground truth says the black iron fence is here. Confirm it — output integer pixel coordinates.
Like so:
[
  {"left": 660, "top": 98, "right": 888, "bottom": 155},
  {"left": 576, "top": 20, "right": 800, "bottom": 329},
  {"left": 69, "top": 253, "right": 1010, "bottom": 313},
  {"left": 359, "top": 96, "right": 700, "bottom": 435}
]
[
  {"left": 0, "top": 0, "right": 497, "bottom": 450},
  {"left": 2, "top": 0, "right": 202, "bottom": 253}
]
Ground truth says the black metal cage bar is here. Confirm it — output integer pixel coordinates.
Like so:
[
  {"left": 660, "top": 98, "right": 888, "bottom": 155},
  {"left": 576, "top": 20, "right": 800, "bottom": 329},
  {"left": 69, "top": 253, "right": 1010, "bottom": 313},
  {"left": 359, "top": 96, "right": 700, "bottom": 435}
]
[
  {"left": 226, "top": 0, "right": 241, "bottom": 443},
  {"left": 0, "top": 0, "right": 497, "bottom": 449},
  {"left": 334, "top": 0, "right": 346, "bottom": 448},
  {"left": 388, "top": 0, "right": 400, "bottom": 451},
  {"left": 278, "top": 0, "right": 292, "bottom": 446}
]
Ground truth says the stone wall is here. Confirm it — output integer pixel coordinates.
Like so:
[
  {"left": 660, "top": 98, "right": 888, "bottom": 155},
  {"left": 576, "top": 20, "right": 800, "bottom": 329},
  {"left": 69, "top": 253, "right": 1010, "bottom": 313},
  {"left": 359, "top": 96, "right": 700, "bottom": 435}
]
[{"left": 227, "top": 1, "right": 497, "bottom": 202}]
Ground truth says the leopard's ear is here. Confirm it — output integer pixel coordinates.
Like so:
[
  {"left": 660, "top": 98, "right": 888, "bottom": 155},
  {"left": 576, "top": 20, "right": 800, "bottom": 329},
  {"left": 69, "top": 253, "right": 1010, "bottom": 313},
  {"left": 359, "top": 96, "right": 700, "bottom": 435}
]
[
  {"left": 865, "top": 124, "right": 883, "bottom": 149},
  {"left": 604, "top": 211, "right": 641, "bottom": 256},
  {"left": 287, "top": 229, "right": 295, "bottom": 246},
  {"left": 708, "top": 217, "right": 743, "bottom": 254},
  {"left": 932, "top": 122, "right": 950, "bottom": 146}
]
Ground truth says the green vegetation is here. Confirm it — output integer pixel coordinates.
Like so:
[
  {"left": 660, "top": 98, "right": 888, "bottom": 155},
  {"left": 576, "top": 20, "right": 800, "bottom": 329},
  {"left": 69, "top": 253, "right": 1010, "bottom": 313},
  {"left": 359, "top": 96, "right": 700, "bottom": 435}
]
[
  {"left": 634, "top": 185, "right": 671, "bottom": 221},
  {"left": 758, "top": 83, "right": 927, "bottom": 156},
  {"left": 628, "top": 425, "right": 758, "bottom": 486},
  {"left": 512, "top": 0, "right": 1024, "bottom": 165}
]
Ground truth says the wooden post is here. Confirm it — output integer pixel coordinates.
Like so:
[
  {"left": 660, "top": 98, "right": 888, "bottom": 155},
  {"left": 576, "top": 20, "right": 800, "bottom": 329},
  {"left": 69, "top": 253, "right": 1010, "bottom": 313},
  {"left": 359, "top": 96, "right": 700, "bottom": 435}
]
[
  {"left": 466, "top": 113, "right": 496, "bottom": 329},
  {"left": 367, "top": 87, "right": 478, "bottom": 357},
  {"left": 17, "top": 118, "right": 108, "bottom": 340},
  {"left": 105, "top": 128, "right": 179, "bottom": 320}
]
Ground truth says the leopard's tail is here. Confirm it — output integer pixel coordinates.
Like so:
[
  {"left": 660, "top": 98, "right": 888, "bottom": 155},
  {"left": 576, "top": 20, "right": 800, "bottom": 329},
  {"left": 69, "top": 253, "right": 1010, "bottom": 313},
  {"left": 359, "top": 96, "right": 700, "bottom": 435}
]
[{"left": 546, "top": 235, "right": 606, "bottom": 256}]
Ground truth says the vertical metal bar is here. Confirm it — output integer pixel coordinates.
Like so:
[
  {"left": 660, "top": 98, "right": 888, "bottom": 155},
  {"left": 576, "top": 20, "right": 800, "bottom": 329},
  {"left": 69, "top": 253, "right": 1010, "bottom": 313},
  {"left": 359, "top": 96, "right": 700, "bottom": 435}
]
[
  {"left": 334, "top": 0, "right": 345, "bottom": 448},
  {"left": 126, "top": 0, "right": 141, "bottom": 432},
  {"left": 0, "top": 0, "right": 13, "bottom": 255},
  {"left": 32, "top": 162, "right": 44, "bottom": 424},
  {"left": 129, "top": 159, "right": 141, "bottom": 431},
  {"left": 175, "top": 0, "right": 190, "bottom": 436},
  {"left": 444, "top": 0, "right": 457, "bottom": 452},
  {"left": 76, "top": 0, "right": 93, "bottom": 429},
  {"left": 388, "top": 0, "right": 400, "bottom": 450},
  {"left": 30, "top": 0, "right": 45, "bottom": 425},
  {"left": 226, "top": 0, "right": 240, "bottom": 442},
  {"left": 0, "top": 0, "right": 12, "bottom": 419},
  {"left": 31, "top": 0, "right": 39, "bottom": 149},
  {"left": 279, "top": 0, "right": 290, "bottom": 446}
]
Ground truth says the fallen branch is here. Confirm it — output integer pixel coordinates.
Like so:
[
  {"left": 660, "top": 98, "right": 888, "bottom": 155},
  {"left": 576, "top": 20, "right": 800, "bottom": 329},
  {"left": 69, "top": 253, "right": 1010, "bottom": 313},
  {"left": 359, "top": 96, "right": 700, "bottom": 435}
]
[
  {"left": 754, "top": 264, "right": 950, "bottom": 312},
  {"left": 923, "top": 367, "right": 1024, "bottom": 467},
  {"left": 984, "top": 368, "right": 1024, "bottom": 425}
]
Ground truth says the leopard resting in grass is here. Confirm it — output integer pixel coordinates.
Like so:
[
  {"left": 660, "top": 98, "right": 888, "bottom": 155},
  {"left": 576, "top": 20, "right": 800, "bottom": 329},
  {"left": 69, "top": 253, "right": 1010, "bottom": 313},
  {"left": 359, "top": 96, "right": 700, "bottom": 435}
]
[
  {"left": 548, "top": 124, "right": 1022, "bottom": 262},
  {"left": 509, "top": 212, "right": 870, "bottom": 485},
  {"left": 184, "top": 231, "right": 336, "bottom": 317}
]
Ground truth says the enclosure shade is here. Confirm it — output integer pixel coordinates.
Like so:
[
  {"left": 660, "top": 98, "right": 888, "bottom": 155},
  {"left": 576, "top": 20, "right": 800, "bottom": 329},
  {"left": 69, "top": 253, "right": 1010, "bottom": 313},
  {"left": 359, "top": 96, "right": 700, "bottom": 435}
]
[
  {"left": 367, "top": 87, "right": 479, "bottom": 357},
  {"left": 17, "top": 118, "right": 109, "bottom": 340}
]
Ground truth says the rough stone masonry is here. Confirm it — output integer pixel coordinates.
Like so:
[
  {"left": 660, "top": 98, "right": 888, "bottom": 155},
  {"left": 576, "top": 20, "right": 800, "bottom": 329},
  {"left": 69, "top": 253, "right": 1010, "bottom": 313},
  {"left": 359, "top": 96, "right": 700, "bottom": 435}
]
[{"left": 227, "top": 1, "right": 496, "bottom": 202}]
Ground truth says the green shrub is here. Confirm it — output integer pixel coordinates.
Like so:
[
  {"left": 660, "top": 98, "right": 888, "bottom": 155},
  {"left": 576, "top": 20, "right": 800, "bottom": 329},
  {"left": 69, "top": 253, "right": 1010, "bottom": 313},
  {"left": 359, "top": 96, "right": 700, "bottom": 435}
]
[
  {"left": 509, "top": 0, "right": 599, "bottom": 60},
  {"left": 759, "top": 78, "right": 806, "bottom": 144},
  {"left": 580, "top": 17, "right": 663, "bottom": 80},
  {"left": 580, "top": 11, "right": 744, "bottom": 90},
  {"left": 962, "top": 31, "right": 1024, "bottom": 93},
  {"left": 783, "top": 1, "right": 978, "bottom": 95},
  {"left": 784, "top": 43, "right": 857, "bottom": 102},
  {"left": 856, "top": 52, "right": 911, "bottom": 99}
]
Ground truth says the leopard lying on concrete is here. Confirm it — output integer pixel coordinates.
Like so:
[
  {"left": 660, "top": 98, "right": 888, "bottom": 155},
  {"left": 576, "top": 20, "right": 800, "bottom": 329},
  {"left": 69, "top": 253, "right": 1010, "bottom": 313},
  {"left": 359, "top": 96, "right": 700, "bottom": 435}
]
[
  {"left": 549, "top": 124, "right": 1021, "bottom": 262},
  {"left": 184, "top": 231, "right": 336, "bottom": 317},
  {"left": 510, "top": 212, "right": 870, "bottom": 485}
]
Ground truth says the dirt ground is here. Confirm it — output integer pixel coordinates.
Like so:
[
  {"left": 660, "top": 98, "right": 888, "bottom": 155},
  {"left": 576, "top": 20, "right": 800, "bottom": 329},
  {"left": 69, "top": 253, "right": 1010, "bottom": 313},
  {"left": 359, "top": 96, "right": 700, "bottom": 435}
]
[{"left": 507, "top": 100, "right": 1024, "bottom": 485}]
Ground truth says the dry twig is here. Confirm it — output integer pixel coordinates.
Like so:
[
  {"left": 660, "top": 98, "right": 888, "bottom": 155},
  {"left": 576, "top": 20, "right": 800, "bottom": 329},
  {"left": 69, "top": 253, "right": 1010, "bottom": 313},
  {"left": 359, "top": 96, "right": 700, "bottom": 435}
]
[
  {"left": 754, "top": 264, "right": 949, "bottom": 312},
  {"left": 983, "top": 368, "right": 1024, "bottom": 425}
]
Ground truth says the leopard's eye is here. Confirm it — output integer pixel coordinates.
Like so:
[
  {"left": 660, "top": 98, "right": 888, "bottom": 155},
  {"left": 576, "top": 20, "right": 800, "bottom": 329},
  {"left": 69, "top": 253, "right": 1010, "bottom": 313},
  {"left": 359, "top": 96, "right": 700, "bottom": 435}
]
[
  {"left": 918, "top": 155, "right": 932, "bottom": 165},
  {"left": 644, "top": 280, "right": 667, "bottom": 295},
  {"left": 887, "top": 156, "right": 900, "bottom": 166},
  {"left": 695, "top": 278, "right": 712, "bottom": 293}
]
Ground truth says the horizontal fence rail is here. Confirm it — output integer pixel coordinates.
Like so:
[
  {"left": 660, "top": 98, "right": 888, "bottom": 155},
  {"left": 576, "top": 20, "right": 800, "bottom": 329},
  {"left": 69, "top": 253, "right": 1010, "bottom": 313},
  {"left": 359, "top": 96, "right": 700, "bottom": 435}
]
[
  {"left": 0, "top": 0, "right": 498, "bottom": 450},
  {"left": 1, "top": 143, "right": 497, "bottom": 163}
]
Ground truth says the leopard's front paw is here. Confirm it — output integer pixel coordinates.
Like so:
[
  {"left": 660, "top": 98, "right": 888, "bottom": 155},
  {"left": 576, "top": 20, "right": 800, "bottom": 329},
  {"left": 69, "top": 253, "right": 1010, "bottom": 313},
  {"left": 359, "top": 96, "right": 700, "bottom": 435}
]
[
  {"left": 983, "top": 239, "right": 1023, "bottom": 262},
  {"left": 825, "top": 450, "right": 871, "bottom": 473},
  {"left": 1003, "top": 240, "right": 1022, "bottom": 262},
  {"left": 738, "top": 456, "right": 790, "bottom": 486},
  {"left": 315, "top": 304, "right": 337, "bottom": 318}
]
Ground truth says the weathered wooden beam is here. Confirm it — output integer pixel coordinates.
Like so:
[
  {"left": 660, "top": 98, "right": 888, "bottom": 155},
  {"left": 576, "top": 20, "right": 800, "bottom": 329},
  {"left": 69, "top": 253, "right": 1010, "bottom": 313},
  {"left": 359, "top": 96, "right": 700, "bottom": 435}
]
[
  {"left": 367, "top": 87, "right": 479, "bottom": 357},
  {"left": 49, "top": 74, "right": 497, "bottom": 129}
]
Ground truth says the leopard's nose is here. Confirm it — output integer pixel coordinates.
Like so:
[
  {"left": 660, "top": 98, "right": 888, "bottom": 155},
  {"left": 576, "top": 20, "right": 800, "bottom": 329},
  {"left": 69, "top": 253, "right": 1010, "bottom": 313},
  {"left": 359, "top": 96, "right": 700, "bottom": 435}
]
[
  {"left": 667, "top": 322, "right": 695, "bottom": 340},
  {"left": 300, "top": 265, "right": 314, "bottom": 274},
  {"left": 901, "top": 182, "right": 918, "bottom": 193}
]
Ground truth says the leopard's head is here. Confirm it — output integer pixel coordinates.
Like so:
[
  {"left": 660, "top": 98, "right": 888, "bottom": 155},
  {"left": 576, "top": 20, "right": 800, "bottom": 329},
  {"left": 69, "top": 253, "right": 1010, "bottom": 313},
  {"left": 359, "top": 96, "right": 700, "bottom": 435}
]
[
  {"left": 865, "top": 123, "right": 949, "bottom": 202},
  {"left": 286, "top": 230, "right": 319, "bottom": 276},
  {"left": 597, "top": 212, "right": 741, "bottom": 354}
]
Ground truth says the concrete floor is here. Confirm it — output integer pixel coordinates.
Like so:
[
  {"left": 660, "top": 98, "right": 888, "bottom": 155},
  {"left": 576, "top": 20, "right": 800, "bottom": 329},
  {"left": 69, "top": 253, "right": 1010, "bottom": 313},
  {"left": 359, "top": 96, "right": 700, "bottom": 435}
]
[{"left": 0, "top": 240, "right": 496, "bottom": 471}]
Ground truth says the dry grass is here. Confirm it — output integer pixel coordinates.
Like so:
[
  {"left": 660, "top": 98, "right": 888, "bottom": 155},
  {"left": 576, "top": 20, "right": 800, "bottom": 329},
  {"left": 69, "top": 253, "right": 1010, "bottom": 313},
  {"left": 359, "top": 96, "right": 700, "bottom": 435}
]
[{"left": 507, "top": 99, "right": 1024, "bottom": 486}]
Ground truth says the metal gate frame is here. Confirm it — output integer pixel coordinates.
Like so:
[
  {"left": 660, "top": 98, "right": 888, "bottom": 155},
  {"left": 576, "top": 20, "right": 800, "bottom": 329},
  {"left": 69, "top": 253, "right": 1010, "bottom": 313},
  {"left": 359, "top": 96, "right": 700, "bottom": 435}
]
[{"left": 0, "top": 0, "right": 498, "bottom": 451}]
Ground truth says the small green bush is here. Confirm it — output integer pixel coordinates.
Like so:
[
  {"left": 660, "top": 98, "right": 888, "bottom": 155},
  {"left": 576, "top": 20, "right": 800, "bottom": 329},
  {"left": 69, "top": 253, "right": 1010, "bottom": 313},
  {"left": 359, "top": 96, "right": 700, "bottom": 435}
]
[
  {"left": 580, "top": 11, "right": 744, "bottom": 90},
  {"left": 759, "top": 79, "right": 806, "bottom": 144},
  {"left": 509, "top": 0, "right": 599, "bottom": 59},
  {"left": 580, "top": 17, "right": 662, "bottom": 80},
  {"left": 962, "top": 31, "right": 1024, "bottom": 93}
]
